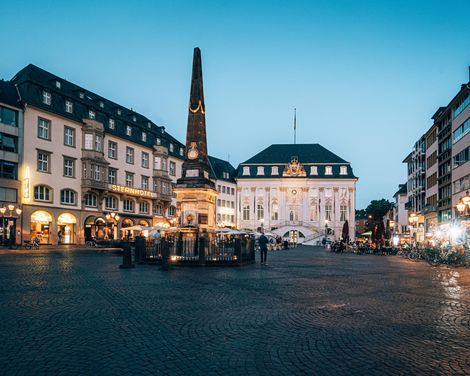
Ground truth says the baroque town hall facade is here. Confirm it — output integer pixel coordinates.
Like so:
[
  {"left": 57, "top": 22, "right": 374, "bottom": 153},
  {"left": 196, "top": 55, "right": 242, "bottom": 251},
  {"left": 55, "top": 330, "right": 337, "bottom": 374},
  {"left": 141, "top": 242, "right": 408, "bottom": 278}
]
[{"left": 0, "top": 63, "right": 357, "bottom": 246}]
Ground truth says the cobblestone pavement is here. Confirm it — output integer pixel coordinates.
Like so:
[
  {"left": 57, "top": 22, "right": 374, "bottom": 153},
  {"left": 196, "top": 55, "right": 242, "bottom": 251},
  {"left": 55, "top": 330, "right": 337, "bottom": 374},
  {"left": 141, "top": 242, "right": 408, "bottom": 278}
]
[{"left": 1, "top": 246, "right": 470, "bottom": 376}]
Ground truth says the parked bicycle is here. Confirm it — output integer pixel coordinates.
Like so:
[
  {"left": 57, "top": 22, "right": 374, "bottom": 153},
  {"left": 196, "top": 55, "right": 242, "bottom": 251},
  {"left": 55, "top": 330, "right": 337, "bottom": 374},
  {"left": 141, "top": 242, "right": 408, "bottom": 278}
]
[
  {"left": 24, "top": 236, "right": 40, "bottom": 250},
  {"left": 424, "top": 247, "right": 467, "bottom": 267},
  {"left": 85, "top": 238, "right": 97, "bottom": 247}
]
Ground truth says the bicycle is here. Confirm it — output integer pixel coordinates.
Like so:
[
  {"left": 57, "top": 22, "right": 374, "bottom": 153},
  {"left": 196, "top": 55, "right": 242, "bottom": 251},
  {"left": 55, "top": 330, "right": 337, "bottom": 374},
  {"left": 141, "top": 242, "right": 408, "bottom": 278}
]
[{"left": 85, "top": 238, "right": 97, "bottom": 247}]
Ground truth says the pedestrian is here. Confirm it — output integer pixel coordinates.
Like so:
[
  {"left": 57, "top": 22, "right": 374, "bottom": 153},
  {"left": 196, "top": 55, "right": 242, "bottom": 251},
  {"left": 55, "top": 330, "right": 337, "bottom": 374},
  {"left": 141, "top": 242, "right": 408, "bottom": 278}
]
[
  {"left": 258, "top": 231, "right": 269, "bottom": 264},
  {"left": 153, "top": 229, "right": 162, "bottom": 254},
  {"left": 57, "top": 230, "right": 63, "bottom": 244}
]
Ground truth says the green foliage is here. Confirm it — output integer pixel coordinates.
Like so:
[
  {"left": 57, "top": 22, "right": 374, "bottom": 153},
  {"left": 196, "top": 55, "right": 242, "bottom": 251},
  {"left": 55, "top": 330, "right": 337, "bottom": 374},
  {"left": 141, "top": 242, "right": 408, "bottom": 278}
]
[{"left": 365, "top": 199, "right": 393, "bottom": 221}]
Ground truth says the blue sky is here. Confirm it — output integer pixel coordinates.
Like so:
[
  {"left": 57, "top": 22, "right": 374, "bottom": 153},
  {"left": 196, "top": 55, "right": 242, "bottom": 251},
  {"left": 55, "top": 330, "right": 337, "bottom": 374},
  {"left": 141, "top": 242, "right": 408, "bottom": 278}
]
[{"left": 1, "top": 0, "right": 469, "bottom": 208}]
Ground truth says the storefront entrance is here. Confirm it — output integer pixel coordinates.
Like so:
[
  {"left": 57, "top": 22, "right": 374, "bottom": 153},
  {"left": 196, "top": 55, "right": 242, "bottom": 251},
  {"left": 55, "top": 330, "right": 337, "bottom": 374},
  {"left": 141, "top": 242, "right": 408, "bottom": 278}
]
[
  {"left": 57, "top": 213, "right": 77, "bottom": 244},
  {"left": 0, "top": 217, "right": 17, "bottom": 246},
  {"left": 84, "top": 216, "right": 106, "bottom": 241},
  {"left": 31, "top": 211, "right": 52, "bottom": 244}
]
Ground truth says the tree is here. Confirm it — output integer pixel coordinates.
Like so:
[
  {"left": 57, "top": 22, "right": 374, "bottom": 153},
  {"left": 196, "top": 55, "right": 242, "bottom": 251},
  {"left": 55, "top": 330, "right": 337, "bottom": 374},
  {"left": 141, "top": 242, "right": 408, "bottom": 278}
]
[{"left": 365, "top": 199, "right": 393, "bottom": 221}]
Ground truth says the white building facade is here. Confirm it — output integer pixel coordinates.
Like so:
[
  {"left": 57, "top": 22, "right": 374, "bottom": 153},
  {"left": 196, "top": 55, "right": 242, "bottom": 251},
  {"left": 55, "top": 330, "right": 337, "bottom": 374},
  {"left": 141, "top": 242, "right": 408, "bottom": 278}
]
[{"left": 236, "top": 144, "right": 357, "bottom": 243}]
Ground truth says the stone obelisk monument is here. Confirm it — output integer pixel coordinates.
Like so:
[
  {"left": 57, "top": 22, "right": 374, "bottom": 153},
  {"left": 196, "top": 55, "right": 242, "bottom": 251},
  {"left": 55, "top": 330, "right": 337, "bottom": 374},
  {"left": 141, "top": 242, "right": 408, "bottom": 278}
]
[{"left": 174, "top": 48, "right": 217, "bottom": 231}]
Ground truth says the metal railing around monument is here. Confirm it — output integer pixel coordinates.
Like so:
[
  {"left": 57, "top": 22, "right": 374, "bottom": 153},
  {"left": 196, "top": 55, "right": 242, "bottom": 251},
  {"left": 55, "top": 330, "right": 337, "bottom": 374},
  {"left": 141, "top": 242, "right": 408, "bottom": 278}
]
[{"left": 142, "top": 231, "right": 255, "bottom": 266}]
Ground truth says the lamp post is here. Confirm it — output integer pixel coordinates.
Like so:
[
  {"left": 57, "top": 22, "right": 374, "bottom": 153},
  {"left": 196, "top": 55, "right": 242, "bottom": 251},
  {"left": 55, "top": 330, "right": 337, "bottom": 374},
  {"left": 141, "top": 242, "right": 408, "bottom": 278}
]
[{"left": 105, "top": 212, "right": 120, "bottom": 240}]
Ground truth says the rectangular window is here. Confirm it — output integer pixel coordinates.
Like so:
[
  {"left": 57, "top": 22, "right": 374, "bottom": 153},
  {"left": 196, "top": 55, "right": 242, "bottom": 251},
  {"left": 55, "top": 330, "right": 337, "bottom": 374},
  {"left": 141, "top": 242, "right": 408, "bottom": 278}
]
[
  {"left": 95, "top": 135, "right": 102, "bottom": 152},
  {"left": 108, "top": 141, "right": 117, "bottom": 159},
  {"left": 453, "top": 118, "right": 470, "bottom": 143},
  {"left": 65, "top": 100, "right": 73, "bottom": 113},
  {"left": 325, "top": 204, "right": 332, "bottom": 221},
  {"left": 340, "top": 166, "right": 347, "bottom": 175},
  {"left": 257, "top": 166, "right": 264, "bottom": 175},
  {"left": 169, "top": 143, "right": 174, "bottom": 152},
  {"left": 310, "top": 166, "right": 318, "bottom": 175},
  {"left": 0, "top": 133, "right": 17, "bottom": 153},
  {"left": 243, "top": 166, "right": 250, "bottom": 176},
  {"left": 105, "top": 196, "right": 117, "bottom": 210},
  {"left": 169, "top": 161, "right": 176, "bottom": 176},
  {"left": 0, "top": 106, "right": 18, "bottom": 127},
  {"left": 0, "top": 161, "right": 17, "bottom": 179},
  {"left": 454, "top": 93, "right": 470, "bottom": 119},
  {"left": 142, "top": 152, "right": 149, "bottom": 168},
  {"left": 142, "top": 132, "right": 147, "bottom": 142},
  {"left": 63, "top": 158, "right": 75, "bottom": 177},
  {"left": 271, "top": 166, "right": 279, "bottom": 175},
  {"left": 108, "top": 168, "right": 117, "bottom": 184},
  {"left": 42, "top": 91, "right": 51, "bottom": 105},
  {"left": 37, "top": 151, "right": 50, "bottom": 172},
  {"left": 141, "top": 176, "right": 149, "bottom": 190},
  {"left": 125, "top": 172, "right": 134, "bottom": 187},
  {"left": 126, "top": 125, "right": 132, "bottom": 136},
  {"left": 38, "top": 118, "right": 50, "bottom": 140},
  {"left": 89, "top": 110, "right": 95, "bottom": 119},
  {"left": 243, "top": 205, "right": 250, "bottom": 220},
  {"left": 0, "top": 187, "right": 17, "bottom": 202},
  {"left": 340, "top": 205, "right": 348, "bottom": 221},
  {"left": 325, "top": 166, "right": 332, "bottom": 175},
  {"left": 84, "top": 133, "right": 93, "bottom": 150},
  {"left": 126, "top": 147, "right": 134, "bottom": 164},
  {"left": 64, "top": 126, "right": 75, "bottom": 146},
  {"left": 109, "top": 118, "right": 115, "bottom": 129},
  {"left": 222, "top": 186, "right": 226, "bottom": 194},
  {"left": 92, "top": 165, "right": 101, "bottom": 181}
]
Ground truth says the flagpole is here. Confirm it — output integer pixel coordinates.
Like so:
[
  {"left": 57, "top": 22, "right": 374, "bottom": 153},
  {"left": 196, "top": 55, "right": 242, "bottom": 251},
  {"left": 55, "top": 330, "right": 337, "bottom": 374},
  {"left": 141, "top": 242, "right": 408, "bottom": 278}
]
[{"left": 293, "top": 108, "right": 297, "bottom": 144}]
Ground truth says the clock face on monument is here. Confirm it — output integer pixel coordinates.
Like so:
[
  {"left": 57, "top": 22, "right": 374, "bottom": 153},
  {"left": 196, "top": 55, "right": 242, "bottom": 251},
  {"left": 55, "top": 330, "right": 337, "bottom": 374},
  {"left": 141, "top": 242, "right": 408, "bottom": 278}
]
[{"left": 187, "top": 142, "right": 199, "bottom": 160}]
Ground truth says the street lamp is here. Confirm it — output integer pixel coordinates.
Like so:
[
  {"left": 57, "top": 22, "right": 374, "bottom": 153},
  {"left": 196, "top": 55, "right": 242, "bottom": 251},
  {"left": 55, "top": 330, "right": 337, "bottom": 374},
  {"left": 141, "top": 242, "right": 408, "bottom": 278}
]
[{"left": 105, "top": 212, "right": 120, "bottom": 240}]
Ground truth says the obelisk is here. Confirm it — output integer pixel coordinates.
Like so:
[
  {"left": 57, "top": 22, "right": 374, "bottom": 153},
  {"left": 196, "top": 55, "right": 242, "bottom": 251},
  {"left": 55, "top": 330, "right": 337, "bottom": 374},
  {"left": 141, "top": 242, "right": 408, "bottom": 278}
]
[{"left": 174, "top": 48, "right": 217, "bottom": 230}]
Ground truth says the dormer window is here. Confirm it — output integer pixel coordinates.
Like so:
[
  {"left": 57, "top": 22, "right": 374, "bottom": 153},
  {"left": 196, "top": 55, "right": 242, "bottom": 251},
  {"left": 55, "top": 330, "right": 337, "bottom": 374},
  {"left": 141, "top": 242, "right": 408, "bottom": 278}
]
[
  {"left": 271, "top": 166, "right": 279, "bottom": 175},
  {"left": 156, "top": 138, "right": 161, "bottom": 145},
  {"left": 325, "top": 166, "right": 333, "bottom": 175},
  {"left": 223, "top": 172, "right": 230, "bottom": 179},
  {"left": 42, "top": 91, "right": 51, "bottom": 105},
  {"left": 89, "top": 110, "right": 95, "bottom": 120},
  {"left": 179, "top": 147, "right": 184, "bottom": 156},
  {"left": 142, "top": 132, "right": 147, "bottom": 142},
  {"left": 126, "top": 125, "right": 132, "bottom": 136},
  {"left": 55, "top": 81, "right": 61, "bottom": 89},
  {"left": 79, "top": 92, "right": 84, "bottom": 99},
  {"left": 169, "top": 143, "right": 174, "bottom": 152},
  {"left": 310, "top": 166, "right": 318, "bottom": 175},
  {"left": 65, "top": 100, "right": 73, "bottom": 113},
  {"left": 243, "top": 166, "right": 250, "bottom": 176},
  {"left": 109, "top": 118, "right": 115, "bottom": 129},
  {"left": 161, "top": 128, "right": 164, "bottom": 134},
  {"left": 340, "top": 166, "right": 347, "bottom": 175},
  {"left": 257, "top": 166, "right": 264, "bottom": 175},
  {"left": 132, "top": 115, "right": 137, "bottom": 122},
  {"left": 147, "top": 122, "right": 151, "bottom": 128},
  {"left": 99, "top": 101, "right": 104, "bottom": 108},
  {"left": 117, "top": 109, "right": 122, "bottom": 115}
]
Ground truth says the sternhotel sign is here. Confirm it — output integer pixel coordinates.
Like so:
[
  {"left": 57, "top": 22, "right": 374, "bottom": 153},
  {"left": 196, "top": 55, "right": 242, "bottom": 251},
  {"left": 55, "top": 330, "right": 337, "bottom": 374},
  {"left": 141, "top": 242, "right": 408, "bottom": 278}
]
[{"left": 109, "top": 184, "right": 157, "bottom": 199}]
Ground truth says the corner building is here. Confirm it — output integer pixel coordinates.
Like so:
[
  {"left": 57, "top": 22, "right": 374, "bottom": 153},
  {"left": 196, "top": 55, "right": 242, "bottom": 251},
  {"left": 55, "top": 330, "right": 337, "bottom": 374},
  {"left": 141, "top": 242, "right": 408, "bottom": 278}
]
[
  {"left": 12, "top": 65, "right": 185, "bottom": 245},
  {"left": 236, "top": 144, "right": 357, "bottom": 242}
]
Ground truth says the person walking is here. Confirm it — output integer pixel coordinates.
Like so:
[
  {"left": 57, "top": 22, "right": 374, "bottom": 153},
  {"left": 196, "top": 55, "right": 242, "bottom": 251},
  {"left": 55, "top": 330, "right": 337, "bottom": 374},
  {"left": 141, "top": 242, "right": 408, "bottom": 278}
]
[
  {"left": 258, "top": 231, "right": 269, "bottom": 264},
  {"left": 153, "top": 229, "right": 162, "bottom": 255},
  {"left": 57, "top": 230, "right": 63, "bottom": 245}
]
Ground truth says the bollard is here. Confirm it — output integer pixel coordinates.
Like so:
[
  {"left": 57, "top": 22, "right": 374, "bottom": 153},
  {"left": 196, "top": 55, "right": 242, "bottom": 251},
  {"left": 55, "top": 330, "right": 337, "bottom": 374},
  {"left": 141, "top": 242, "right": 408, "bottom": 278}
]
[
  {"left": 161, "top": 239, "right": 170, "bottom": 271},
  {"left": 235, "top": 238, "right": 242, "bottom": 265},
  {"left": 198, "top": 236, "right": 206, "bottom": 265},
  {"left": 119, "top": 244, "right": 135, "bottom": 269},
  {"left": 134, "top": 236, "right": 146, "bottom": 264}
]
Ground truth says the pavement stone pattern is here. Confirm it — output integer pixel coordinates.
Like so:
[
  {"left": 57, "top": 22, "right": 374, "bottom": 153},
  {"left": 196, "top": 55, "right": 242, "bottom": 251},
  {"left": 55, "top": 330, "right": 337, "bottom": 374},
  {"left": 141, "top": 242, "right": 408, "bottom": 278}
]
[{"left": 0, "top": 246, "right": 469, "bottom": 375}]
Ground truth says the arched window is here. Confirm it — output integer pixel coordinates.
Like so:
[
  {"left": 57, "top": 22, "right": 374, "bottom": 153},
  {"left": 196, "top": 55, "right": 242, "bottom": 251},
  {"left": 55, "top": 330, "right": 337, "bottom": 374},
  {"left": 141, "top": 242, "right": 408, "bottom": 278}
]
[
  {"left": 105, "top": 196, "right": 117, "bottom": 210},
  {"left": 84, "top": 193, "right": 97, "bottom": 207},
  {"left": 139, "top": 201, "right": 149, "bottom": 214},
  {"left": 243, "top": 205, "right": 250, "bottom": 220},
  {"left": 153, "top": 204, "right": 163, "bottom": 215},
  {"left": 257, "top": 204, "right": 264, "bottom": 220},
  {"left": 34, "top": 185, "right": 52, "bottom": 202},
  {"left": 60, "top": 189, "right": 76, "bottom": 205},
  {"left": 325, "top": 204, "right": 332, "bottom": 221},
  {"left": 310, "top": 203, "right": 318, "bottom": 221},
  {"left": 123, "top": 199, "right": 134, "bottom": 212}
]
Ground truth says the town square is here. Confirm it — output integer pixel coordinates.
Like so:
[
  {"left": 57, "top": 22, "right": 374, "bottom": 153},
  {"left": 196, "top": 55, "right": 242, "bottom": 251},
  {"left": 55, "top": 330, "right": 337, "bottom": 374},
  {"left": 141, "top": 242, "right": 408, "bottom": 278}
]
[{"left": 1, "top": 0, "right": 470, "bottom": 374}]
